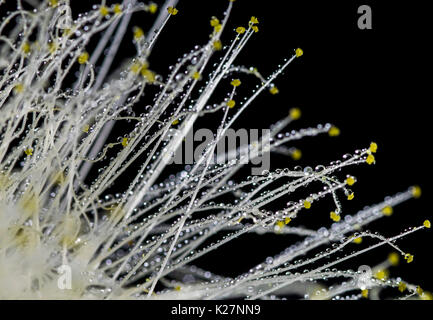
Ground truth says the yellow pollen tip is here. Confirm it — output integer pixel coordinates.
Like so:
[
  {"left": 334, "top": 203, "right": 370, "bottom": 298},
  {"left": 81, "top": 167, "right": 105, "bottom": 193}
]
[
  {"left": 113, "top": 4, "right": 122, "bottom": 14},
  {"left": 404, "top": 253, "right": 414, "bottom": 263},
  {"left": 381, "top": 205, "right": 393, "bottom": 216},
  {"left": 295, "top": 48, "right": 303, "bottom": 57},
  {"left": 303, "top": 200, "right": 311, "bottom": 209},
  {"left": 167, "top": 6, "right": 178, "bottom": 15},
  {"left": 388, "top": 252, "right": 400, "bottom": 266},
  {"left": 361, "top": 289, "right": 368, "bottom": 298},
  {"left": 121, "top": 138, "right": 128, "bottom": 147},
  {"left": 369, "top": 142, "right": 378, "bottom": 153},
  {"left": 291, "top": 149, "right": 302, "bottom": 160},
  {"left": 411, "top": 185, "right": 421, "bottom": 199},
  {"left": 423, "top": 220, "right": 431, "bottom": 228},
  {"left": 100, "top": 6, "right": 109, "bottom": 17},
  {"left": 148, "top": 3, "right": 158, "bottom": 14},
  {"left": 276, "top": 220, "right": 284, "bottom": 229},
  {"left": 22, "top": 42, "right": 31, "bottom": 54},
  {"left": 192, "top": 71, "right": 201, "bottom": 80},
  {"left": 236, "top": 26, "right": 246, "bottom": 34},
  {"left": 78, "top": 52, "right": 89, "bottom": 64},
  {"left": 328, "top": 126, "right": 340, "bottom": 137},
  {"left": 227, "top": 100, "right": 236, "bottom": 109},
  {"left": 25, "top": 148, "right": 33, "bottom": 156},
  {"left": 82, "top": 124, "right": 90, "bottom": 133},
  {"left": 231, "top": 79, "right": 241, "bottom": 87},
  {"left": 366, "top": 154, "right": 375, "bottom": 165},
  {"left": 374, "top": 269, "right": 389, "bottom": 281},
  {"left": 289, "top": 108, "right": 301, "bottom": 120},
  {"left": 345, "top": 176, "right": 356, "bottom": 186},
  {"left": 353, "top": 236, "right": 362, "bottom": 244},
  {"left": 213, "top": 40, "right": 222, "bottom": 50},
  {"left": 210, "top": 17, "right": 220, "bottom": 27},
  {"left": 347, "top": 192, "right": 354, "bottom": 200},
  {"left": 172, "top": 119, "right": 179, "bottom": 125},
  {"left": 398, "top": 282, "right": 407, "bottom": 292},
  {"left": 133, "top": 27, "right": 144, "bottom": 40},
  {"left": 250, "top": 16, "right": 259, "bottom": 24},
  {"left": 269, "top": 86, "right": 279, "bottom": 95},
  {"left": 330, "top": 211, "right": 340, "bottom": 222}
]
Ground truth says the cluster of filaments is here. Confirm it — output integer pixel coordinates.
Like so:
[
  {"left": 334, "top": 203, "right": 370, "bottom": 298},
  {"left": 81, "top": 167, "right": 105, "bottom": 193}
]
[{"left": 0, "top": 0, "right": 430, "bottom": 299}]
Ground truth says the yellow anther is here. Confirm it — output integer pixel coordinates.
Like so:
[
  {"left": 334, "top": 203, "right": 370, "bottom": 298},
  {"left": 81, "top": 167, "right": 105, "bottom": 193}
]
[
  {"left": 374, "top": 269, "right": 389, "bottom": 281},
  {"left": 130, "top": 62, "right": 141, "bottom": 74},
  {"left": 285, "top": 217, "right": 291, "bottom": 224},
  {"left": 381, "top": 205, "right": 393, "bottom": 216},
  {"left": 347, "top": 192, "right": 354, "bottom": 200},
  {"left": 172, "top": 119, "right": 179, "bottom": 125},
  {"left": 48, "top": 0, "right": 58, "bottom": 7},
  {"left": 210, "top": 17, "right": 220, "bottom": 27},
  {"left": 174, "top": 285, "right": 181, "bottom": 291},
  {"left": 78, "top": 52, "right": 89, "bottom": 64},
  {"left": 398, "top": 282, "right": 407, "bottom": 292},
  {"left": 291, "top": 148, "right": 302, "bottom": 160},
  {"left": 192, "top": 71, "right": 201, "bottom": 80},
  {"left": 388, "top": 252, "right": 400, "bottom": 266},
  {"left": 82, "top": 124, "right": 90, "bottom": 133},
  {"left": 421, "top": 291, "right": 433, "bottom": 300},
  {"left": 423, "top": 220, "right": 431, "bottom": 228},
  {"left": 411, "top": 185, "right": 421, "bottom": 199},
  {"left": 416, "top": 286, "right": 423, "bottom": 295},
  {"left": 100, "top": 6, "right": 109, "bottom": 17},
  {"left": 269, "top": 86, "right": 279, "bottom": 95},
  {"left": 14, "top": 83, "right": 24, "bottom": 94},
  {"left": 141, "top": 69, "right": 155, "bottom": 83},
  {"left": 353, "top": 236, "right": 362, "bottom": 244},
  {"left": 276, "top": 220, "right": 284, "bottom": 229},
  {"left": 250, "top": 16, "right": 259, "bottom": 24},
  {"left": 167, "top": 6, "right": 178, "bottom": 15},
  {"left": 252, "top": 26, "right": 259, "bottom": 33},
  {"left": 289, "top": 108, "right": 301, "bottom": 120},
  {"left": 22, "top": 42, "right": 31, "bottom": 54},
  {"left": 404, "top": 253, "right": 414, "bottom": 263},
  {"left": 236, "top": 26, "right": 246, "bottom": 34},
  {"left": 303, "top": 200, "right": 311, "bottom": 209},
  {"left": 213, "top": 24, "right": 222, "bottom": 33},
  {"left": 25, "top": 148, "right": 33, "bottom": 156},
  {"left": 48, "top": 42, "right": 57, "bottom": 54},
  {"left": 148, "top": 3, "right": 158, "bottom": 14},
  {"left": 227, "top": 100, "right": 236, "bottom": 109},
  {"left": 328, "top": 126, "right": 340, "bottom": 137},
  {"left": 295, "top": 48, "right": 303, "bottom": 57},
  {"left": 361, "top": 289, "right": 368, "bottom": 298},
  {"left": 121, "top": 137, "right": 128, "bottom": 147},
  {"left": 113, "top": 4, "right": 122, "bottom": 14},
  {"left": 133, "top": 27, "right": 144, "bottom": 40},
  {"left": 231, "top": 79, "right": 241, "bottom": 87},
  {"left": 369, "top": 142, "right": 378, "bottom": 153},
  {"left": 330, "top": 211, "right": 340, "bottom": 222},
  {"left": 62, "top": 29, "right": 71, "bottom": 37},
  {"left": 213, "top": 40, "right": 222, "bottom": 50},
  {"left": 345, "top": 176, "right": 356, "bottom": 186},
  {"left": 366, "top": 154, "right": 375, "bottom": 165}
]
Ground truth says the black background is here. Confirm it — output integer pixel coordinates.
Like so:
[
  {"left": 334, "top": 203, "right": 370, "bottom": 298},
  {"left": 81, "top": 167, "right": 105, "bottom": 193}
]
[{"left": 2, "top": 0, "right": 431, "bottom": 296}]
